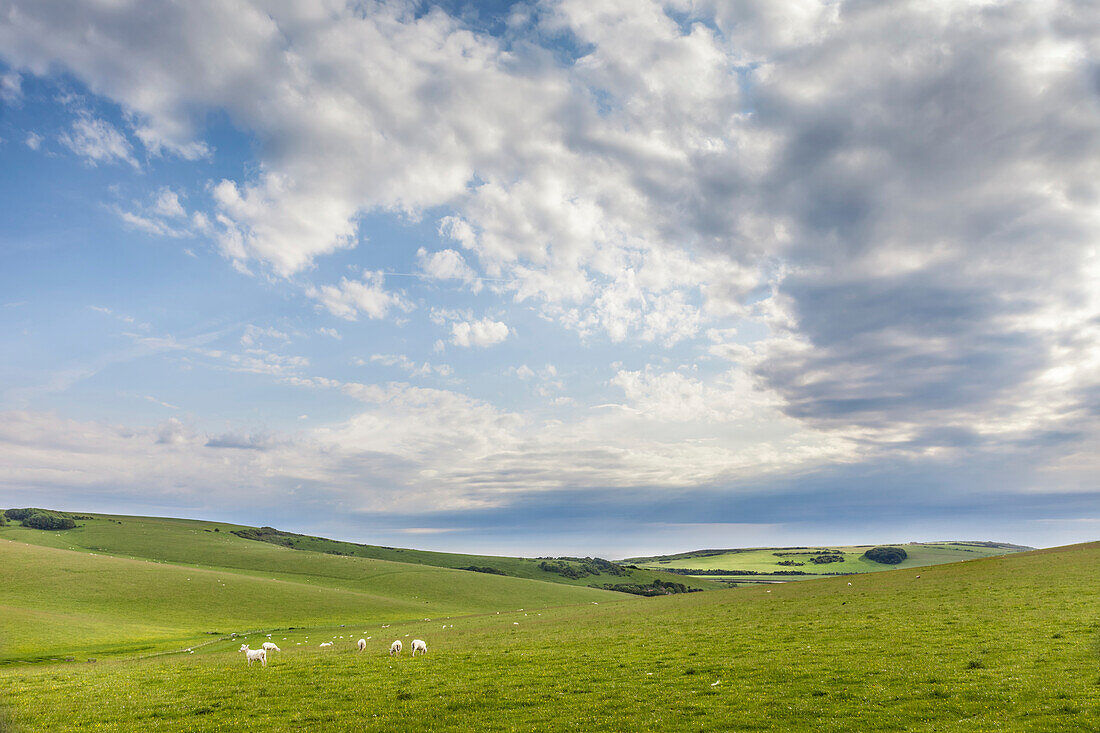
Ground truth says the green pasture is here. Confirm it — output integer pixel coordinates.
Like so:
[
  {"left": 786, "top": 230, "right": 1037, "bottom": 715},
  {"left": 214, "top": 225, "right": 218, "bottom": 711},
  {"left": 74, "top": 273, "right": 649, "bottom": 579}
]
[
  {"left": 2, "top": 541, "right": 1098, "bottom": 731},
  {"left": 0, "top": 514, "right": 717, "bottom": 592},
  {"left": 627, "top": 542, "right": 1030, "bottom": 580},
  {"left": 0, "top": 534, "right": 619, "bottom": 664}
]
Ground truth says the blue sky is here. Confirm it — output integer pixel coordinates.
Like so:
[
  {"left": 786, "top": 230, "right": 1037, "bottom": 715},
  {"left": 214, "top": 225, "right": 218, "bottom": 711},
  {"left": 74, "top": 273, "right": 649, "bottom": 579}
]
[{"left": 1, "top": 0, "right": 1098, "bottom": 557}]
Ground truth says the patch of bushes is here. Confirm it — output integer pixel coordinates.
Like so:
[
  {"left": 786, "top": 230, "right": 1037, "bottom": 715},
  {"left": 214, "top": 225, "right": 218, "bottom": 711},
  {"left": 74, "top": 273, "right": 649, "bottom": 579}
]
[
  {"left": 598, "top": 579, "right": 701, "bottom": 596},
  {"left": 459, "top": 566, "right": 506, "bottom": 575},
  {"left": 777, "top": 560, "right": 805, "bottom": 566},
  {"left": 537, "top": 557, "right": 628, "bottom": 579},
  {"left": 809, "top": 554, "right": 845, "bottom": 565},
  {"left": 23, "top": 512, "right": 76, "bottom": 530},
  {"left": 863, "top": 547, "right": 908, "bottom": 565},
  {"left": 5, "top": 508, "right": 77, "bottom": 530}
]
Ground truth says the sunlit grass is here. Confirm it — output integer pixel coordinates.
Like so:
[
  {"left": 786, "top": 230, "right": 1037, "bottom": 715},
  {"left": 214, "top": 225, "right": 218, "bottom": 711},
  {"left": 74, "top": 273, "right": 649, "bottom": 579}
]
[{"left": 3, "top": 542, "right": 1099, "bottom": 730}]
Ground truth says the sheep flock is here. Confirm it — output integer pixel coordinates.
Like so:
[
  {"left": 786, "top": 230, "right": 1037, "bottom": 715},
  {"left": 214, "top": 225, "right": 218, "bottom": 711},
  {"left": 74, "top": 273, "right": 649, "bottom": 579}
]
[{"left": 234, "top": 633, "right": 429, "bottom": 668}]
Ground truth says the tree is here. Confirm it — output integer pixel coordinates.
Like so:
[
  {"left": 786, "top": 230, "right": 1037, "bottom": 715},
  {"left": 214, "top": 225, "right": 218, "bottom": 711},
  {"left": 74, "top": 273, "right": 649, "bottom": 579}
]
[{"left": 863, "top": 546, "right": 907, "bottom": 564}]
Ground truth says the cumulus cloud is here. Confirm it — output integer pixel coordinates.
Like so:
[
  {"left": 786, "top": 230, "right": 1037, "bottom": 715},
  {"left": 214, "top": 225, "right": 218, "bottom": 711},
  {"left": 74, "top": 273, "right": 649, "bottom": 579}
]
[
  {"left": 449, "top": 317, "right": 510, "bottom": 348},
  {"left": 417, "top": 247, "right": 483, "bottom": 293},
  {"left": 2, "top": 0, "right": 1100, "bottom": 529},
  {"left": 306, "top": 272, "right": 411, "bottom": 321}
]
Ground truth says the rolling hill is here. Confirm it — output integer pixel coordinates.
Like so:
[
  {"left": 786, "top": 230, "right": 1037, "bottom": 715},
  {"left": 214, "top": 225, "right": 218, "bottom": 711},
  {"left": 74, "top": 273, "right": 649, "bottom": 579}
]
[
  {"left": 0, "top": 511, "right": 715, "bottom": 664},
  {"left": 1, "top": 528, "right": 1096, "bottom": 731},
  {"left": 1, "top": 512, "right": 717, "bottom": 594}
]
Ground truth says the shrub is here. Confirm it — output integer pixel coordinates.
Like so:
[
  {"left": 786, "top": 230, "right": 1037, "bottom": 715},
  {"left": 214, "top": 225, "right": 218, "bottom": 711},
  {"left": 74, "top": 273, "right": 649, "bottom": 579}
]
[
  {"left": 4, "top": 508, "right": 38, "bottom": 521},
  {"left": 809, "top": 554, "right": 845, "bottom": 564},
  {"left": 23, "top": 512, "right": 76, "bottom": 530},
  {"left": 863, "top": 546, "right": 908, "bottom": 565},
  {"left": 460, "top": 566, "right": 506, "bottom": 575},
  {"left": 598, "top": 579, "right": 700, "bottom": 596}
]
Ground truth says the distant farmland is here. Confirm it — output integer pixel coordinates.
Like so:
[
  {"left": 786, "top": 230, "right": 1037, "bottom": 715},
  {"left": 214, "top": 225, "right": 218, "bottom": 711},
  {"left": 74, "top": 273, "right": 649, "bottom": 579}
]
[{"left": 623, "top": 542, "right": 1032, "bottom": 584}]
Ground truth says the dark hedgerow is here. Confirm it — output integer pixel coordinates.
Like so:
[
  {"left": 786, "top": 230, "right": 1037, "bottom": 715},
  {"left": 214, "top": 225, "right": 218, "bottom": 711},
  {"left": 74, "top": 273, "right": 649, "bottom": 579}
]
[
  {"left": 459, "top": 566, "right": 506, "bottom": 575},
  {"left": 863, "top": 546, "right": 908, "bottom": 564}
]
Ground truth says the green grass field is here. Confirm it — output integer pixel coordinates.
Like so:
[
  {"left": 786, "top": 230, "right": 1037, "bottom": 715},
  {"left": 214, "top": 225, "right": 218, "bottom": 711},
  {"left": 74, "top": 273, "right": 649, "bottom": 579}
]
[
  {"left": 625, "top": 542, "right": 1032, "bottom": 584},
  {"left": 1, "top": 514, "right": 1097, "bottom": 731},
  {"left": 2, "top": 537, "right": 1099, "bottom": 730},
  {"left": 0, "top": 513, "right": 717, "bottom": 593},
  {"left": 0, "top": 519, "right": 624, "bottom": 665}
]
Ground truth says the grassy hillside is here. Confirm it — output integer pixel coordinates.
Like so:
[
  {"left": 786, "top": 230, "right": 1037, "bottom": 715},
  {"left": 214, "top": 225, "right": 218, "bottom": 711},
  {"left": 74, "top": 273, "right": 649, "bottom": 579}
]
[
  {"left": 0, "top": 513, "right": 717, "bottom": 593},
  {"left": 0, "top": 528, "right": 622, "bottom": 664},
  {"left": 2, "top": 541, "right": 1097, "bottom": 731},
  {"left": 626, "top": 541, "right": 1032, "bottom": 584}
]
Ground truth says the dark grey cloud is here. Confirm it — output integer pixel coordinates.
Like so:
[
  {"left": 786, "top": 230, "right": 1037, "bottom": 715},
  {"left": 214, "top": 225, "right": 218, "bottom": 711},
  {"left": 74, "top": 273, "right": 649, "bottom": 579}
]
[
  {"left": 710, "top": 0, "right": 1100, "bottom": 450},
  {"left": 756, "top": 272, "right": 1045, "bottom": 426}
]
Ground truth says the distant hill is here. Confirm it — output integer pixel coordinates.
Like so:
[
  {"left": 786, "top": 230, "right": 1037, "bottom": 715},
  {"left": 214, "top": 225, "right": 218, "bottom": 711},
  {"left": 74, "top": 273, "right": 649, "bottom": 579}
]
[
  {"left": 0, "top": 509, "right": 721, "bottom": 663},
  {"left": 0, "top": 512, "right": 632, "bottom": 664},
  {"left": 623, "top": 541, "right": 1034, "bottom": 584},
  {"left": 221, "top": 521, "right": 717, "bottom": 594}
]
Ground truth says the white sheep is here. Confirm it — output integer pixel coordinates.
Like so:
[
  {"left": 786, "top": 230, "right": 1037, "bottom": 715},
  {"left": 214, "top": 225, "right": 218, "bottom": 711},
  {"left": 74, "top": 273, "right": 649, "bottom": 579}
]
[
  {"left": 262, "top": 642, "right": 281, "bottom": 652},
  {"left": 390, "top": 640, "right": 402, "bottom": 656},
  {"left": 357, "top": 638, "right": 367, "bottom": 652},
  {"left": 239, "top": 644, "right": 267, "bottom": 667},
  {"left": 411, "top": 639, "right": 427, "bottom": 656},
  {"left": 320, "top": 642, "right": 333, "bottom": 648}
]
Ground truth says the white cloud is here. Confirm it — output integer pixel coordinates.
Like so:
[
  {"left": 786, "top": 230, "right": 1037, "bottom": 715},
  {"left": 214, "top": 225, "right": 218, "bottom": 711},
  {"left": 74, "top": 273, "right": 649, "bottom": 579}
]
[
  {"left": 24, "top": 131, "right": 42, "bottom": 150},
  {"left": 417, "top": 247, "right": 483, "bottom": 293},
  {"left": 0, "top": 71, "right": 20, "bottom": 102},
  {"left": 3, "top": 0, "right": 1100, "bottom": 514},
  {"left": 152, "top": 188, "right": 186, "bottom": 218},
  {"left": 369, "top": 354, "right": 452, "bottom": 378},
  {"left": 113, "top": 208, "right": 188, "bottom": 238},
  {"left": 240, "top": 325, "right": 289, "bottom": 348},
  {"left": 59, "top": 112, "right": 137, "bottom": 167},
  {"left": 306, "top": 271, "right": 411, "bottom": 321},
  {"left": 450, "top": 317, "right": 509, "bottom": 348}
]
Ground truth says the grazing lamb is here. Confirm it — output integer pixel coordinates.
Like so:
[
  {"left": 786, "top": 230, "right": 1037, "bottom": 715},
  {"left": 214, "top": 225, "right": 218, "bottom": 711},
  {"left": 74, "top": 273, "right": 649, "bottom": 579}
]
[
  {"left": 390, "top": 640, "right": 402, "bottom": 656},
  {"left": 411, "top": 639, "right": 427, "bottom": 656},
  {"left": 238, "top": 644, "right": 267, "bottom": 667},
  {"left": 357, "top": 638, "right": 367, "bottom": 652},
  {"left": 262, "top": 642, "right": 281, "bottom": 652},
  {"left": 319, "top": 642, "right": 333, "bottom": 648}
]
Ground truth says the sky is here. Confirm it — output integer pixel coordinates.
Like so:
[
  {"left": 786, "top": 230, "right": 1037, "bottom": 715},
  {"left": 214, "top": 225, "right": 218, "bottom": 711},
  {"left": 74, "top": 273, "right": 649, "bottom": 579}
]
[{"left": 1, "top": 0, "right": 1098, "bottom": 558}]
